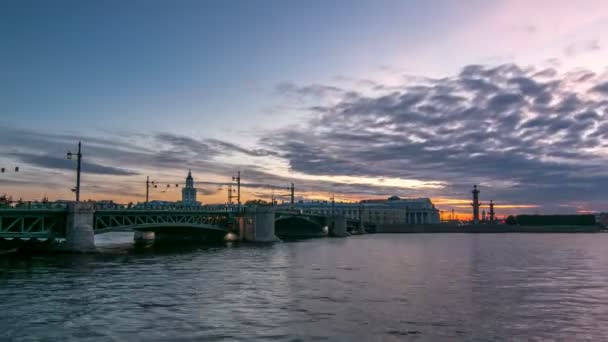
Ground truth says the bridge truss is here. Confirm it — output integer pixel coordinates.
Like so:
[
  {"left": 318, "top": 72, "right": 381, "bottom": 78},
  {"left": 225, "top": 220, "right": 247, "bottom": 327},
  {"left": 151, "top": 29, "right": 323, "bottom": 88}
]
[
  {"left": 94, "top": 210, "right": 237, "bottom": 233},
  {"left": 0, "top": 209, "right": 67, "bottom": 239}
]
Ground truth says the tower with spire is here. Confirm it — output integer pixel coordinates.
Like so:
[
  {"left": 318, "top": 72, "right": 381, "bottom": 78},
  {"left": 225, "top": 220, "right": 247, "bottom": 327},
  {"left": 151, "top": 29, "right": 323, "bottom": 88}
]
[{"left": 181, "top": 169, "right": 198, "bottom": 206}]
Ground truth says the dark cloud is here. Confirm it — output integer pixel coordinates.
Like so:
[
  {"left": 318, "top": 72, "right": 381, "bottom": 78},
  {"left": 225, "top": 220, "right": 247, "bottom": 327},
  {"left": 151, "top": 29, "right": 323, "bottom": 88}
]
[
  {"left": 205, "top": 139, "right": 276, "bottom": 157},
  {"left": 591, "top": 81, "right": 608, "bottom": 94},
  {"left": 265, "top": 63, "right": 608, "bottom": 212},
  {"left": 197, "top": 186, "right": 219, "bottom": 196},
  {"left": 275, "top": 82, "right": 344, "bottom": 101},
  {"left": 11, "top": 153, "right": 138, "bottom": 176}
]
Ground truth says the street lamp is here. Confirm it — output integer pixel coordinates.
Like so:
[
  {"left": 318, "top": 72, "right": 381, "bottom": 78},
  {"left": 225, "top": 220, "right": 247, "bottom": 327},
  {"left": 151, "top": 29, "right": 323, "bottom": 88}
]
[
  {"left": 66, "top": 142, "right": 82, "bottom": 202},
  {"left": 0, "top": 166, "right": 19, "bottom": 173},
  {"left": 145, "top": 176, "right": 180, "bottom": 204}
]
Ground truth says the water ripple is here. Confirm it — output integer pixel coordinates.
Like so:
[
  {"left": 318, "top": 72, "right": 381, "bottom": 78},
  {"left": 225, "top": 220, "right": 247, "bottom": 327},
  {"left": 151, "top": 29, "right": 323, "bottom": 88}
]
[{"left": 2, "top": 233, "right": 608, "bottom": 340}]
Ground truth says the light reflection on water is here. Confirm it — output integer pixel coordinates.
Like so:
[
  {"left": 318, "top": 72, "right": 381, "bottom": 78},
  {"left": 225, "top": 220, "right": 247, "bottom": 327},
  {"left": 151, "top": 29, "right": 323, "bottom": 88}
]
[{"left": 2, "top": 233, "right": 608, "bottom": 341}]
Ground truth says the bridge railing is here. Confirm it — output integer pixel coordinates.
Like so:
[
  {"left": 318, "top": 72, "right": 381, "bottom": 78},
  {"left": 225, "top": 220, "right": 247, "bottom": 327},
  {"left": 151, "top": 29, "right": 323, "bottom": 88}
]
[{"left": 0, "top": 203, "right": 68, "bottom": 210}]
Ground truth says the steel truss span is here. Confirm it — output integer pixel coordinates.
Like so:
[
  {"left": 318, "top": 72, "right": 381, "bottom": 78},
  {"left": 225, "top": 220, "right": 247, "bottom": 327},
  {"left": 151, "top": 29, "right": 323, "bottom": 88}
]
[
  {"left": 0, "top": 209, "right": 67, "bottom": 239},
  {"left": 93, "top": 210, "right": 235, "bottom": 234}
]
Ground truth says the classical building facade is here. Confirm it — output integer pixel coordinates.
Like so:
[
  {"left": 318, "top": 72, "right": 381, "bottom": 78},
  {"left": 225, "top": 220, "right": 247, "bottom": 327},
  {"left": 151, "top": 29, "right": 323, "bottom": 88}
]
[
  {"left": 291, "top": 196, "right": 440, "bottom": 229},
  {"left": 181, "top": 170, "right": 199, "bottom": 206}
]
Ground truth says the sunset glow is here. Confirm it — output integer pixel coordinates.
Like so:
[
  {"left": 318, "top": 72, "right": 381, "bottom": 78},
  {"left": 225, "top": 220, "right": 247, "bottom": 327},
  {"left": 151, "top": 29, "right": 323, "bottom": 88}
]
[{"left": 2, "top": 0, "right": 608, "bottom": 215}]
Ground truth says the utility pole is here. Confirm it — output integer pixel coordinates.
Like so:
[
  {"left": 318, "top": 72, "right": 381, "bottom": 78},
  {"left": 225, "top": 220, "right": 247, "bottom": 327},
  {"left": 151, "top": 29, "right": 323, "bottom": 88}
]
[
  {"left": 227, "top": 184, "right": 237, "bottom": 206},
  {"left": 290, "top": 182, "right": 295, "bottom": 210},
  {"left": 232, "top": 171, "right": 241, "bottom": 211},
  {"left": 145, "top": 176, "right": 150, "bottom": 203},
  {"left": 67, "top": 141, "right": 82, "bottom": 202}
]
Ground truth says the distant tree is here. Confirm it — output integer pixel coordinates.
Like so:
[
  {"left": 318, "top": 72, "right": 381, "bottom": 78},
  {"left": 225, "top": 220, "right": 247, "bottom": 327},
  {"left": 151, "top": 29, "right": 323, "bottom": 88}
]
[
  {"left": 506, "top": 215, "right": 517, "bottom": 225},
  {"left": 245, "top": 199, "right": 272, "bottom": 206}
]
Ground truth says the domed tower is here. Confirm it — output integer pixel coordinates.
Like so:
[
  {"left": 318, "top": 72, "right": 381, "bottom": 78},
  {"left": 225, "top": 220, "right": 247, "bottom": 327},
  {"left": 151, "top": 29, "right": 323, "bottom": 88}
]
[{"left": 182, "top": 169, "right": 197, "bottom": 206}]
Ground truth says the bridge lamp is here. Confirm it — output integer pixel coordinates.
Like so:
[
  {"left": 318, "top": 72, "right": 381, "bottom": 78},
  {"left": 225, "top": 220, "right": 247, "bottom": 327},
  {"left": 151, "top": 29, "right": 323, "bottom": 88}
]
[{"left": 1, "top": 167, "right": 19, "bottom": 173}]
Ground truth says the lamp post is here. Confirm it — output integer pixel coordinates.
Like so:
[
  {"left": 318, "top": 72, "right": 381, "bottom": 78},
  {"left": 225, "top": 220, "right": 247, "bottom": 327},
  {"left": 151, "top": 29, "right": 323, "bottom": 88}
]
[
  {"left": 227, "top": 184, "right": 237, "bottom": 207},
  {"left": 66, "top": 142, "right": 82, "bottom": 202},
  {"left": 232, "top": 171, "right": 241, "bottom": 211},
  {"left": 146, "top": 176, "right": 150, "bottom": 203},
  {"left": 0, "top": 166, "right": 19, "bottom": 208},
  {"left": 289, "top": 182, "right": 294, "bottom": 209}
]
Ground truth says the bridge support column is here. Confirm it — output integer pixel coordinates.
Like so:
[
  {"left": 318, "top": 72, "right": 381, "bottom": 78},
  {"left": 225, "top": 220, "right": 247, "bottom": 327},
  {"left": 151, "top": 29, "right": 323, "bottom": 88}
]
[
  {"left": 63, "top": 202, "right": 96, "bottom": 252},
  {"left": 240, "top": 207, "right": 279, "bottom": 242},
  {"left": 329, "top": 215, "right": 349, "bottom": 237}
]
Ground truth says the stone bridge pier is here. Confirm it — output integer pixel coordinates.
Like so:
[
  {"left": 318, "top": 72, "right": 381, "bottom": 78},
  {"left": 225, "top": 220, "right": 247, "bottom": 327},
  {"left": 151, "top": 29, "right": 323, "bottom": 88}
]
[
  {"left": 62, "top": 202, "right": 96, "bottom": 252},
  {"left": 329, "top": 215, "right": 349, "bottom": 237},
  {"left": 239, "top": 207, "right": 279, "bottom": 242}
]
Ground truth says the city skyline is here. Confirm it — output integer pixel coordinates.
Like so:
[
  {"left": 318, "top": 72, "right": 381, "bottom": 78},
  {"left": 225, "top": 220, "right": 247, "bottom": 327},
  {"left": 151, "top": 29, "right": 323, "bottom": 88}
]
[{"left": 2, "top": 0, "right": 608, "bottom": 217}]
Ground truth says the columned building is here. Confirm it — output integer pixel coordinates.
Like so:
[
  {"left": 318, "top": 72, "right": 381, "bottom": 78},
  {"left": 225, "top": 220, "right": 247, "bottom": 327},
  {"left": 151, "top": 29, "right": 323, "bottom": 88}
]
[
  {"left": 290, "top": 196, "right": 440, "bottom": 228},
  {"left": 181, "top": 170, "right": 198, "bottom": 206}
]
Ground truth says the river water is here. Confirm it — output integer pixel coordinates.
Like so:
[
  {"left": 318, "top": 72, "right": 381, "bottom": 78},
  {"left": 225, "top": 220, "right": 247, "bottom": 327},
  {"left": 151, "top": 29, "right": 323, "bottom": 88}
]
[{"left": 1, "top": 233, "right": 608, "bottom": 341}]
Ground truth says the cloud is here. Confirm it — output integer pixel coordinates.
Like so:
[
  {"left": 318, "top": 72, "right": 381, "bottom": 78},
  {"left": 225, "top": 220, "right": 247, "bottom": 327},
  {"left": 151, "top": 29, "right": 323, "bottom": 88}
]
[
  {"left": 564, "top": 39, "right": 601, "bottom": 57},
  {"left": 5, "top": 62, "right": 608, "bottom": 213},
  {"left": 275, "top": 82, "right": 345, "bottom": 102},
  {"left": 11, "top": 153, "right": 139, "bottom": 176},
  {"left": 196, "top": 186, "right": 219, "bottom": 196},
  {"left": 264, "top": 63, "right": 608, "bottom": 212},
  {"left": 205, "top": 139, "right": 276, "bottom": 157}
]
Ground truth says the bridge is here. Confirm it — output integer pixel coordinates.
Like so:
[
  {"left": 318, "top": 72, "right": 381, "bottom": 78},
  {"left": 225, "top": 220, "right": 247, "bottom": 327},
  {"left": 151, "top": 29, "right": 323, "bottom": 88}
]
[
  {"left": 0, "top": 204, "right": 357, "bottom": 252},
  {"left": 275, "top": 210, "right": 353, "bottom": 238},
  {"left": 0, "top": 204, "right": 239, "bottom": 251},
  {"left": 0, "top": 208, "right": 234, "bottom": 237}
]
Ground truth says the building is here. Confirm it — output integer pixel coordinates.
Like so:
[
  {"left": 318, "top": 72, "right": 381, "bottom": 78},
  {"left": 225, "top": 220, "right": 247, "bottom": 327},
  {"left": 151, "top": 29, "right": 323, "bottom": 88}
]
[
  {"left": 181, "top": 169, "right": 200, "bottom": 207},
  {"left": 289, "top": 196, "right": 440, "bottom": 230},
  {"left": 361, "top": 196, "right": 440, "bottom": 225}
]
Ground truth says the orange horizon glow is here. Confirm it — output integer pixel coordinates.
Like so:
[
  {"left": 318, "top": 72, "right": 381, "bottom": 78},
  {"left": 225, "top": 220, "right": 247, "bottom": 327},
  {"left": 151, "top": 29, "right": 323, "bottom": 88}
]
[{"left": 1, "top": 184, "right": 544, "bottom": 218}]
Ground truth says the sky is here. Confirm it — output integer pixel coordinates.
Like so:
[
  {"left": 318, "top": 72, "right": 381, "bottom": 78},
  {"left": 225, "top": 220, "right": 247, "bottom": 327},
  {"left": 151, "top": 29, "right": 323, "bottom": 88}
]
[{"left": 1, "top": 0, "right": 608, "bottom": 217}]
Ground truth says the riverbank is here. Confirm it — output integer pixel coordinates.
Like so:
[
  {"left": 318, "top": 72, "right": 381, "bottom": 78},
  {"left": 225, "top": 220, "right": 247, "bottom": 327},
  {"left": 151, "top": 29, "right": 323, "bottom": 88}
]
[{"left": 377, "top": 223, "right": 602, "bottom": 233}]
